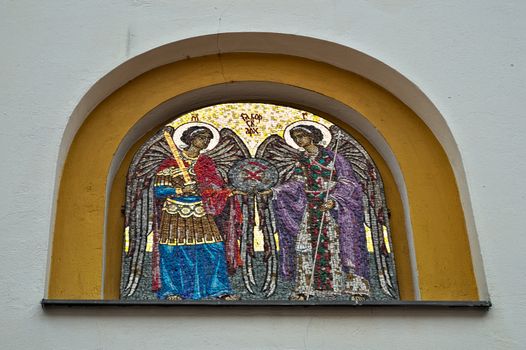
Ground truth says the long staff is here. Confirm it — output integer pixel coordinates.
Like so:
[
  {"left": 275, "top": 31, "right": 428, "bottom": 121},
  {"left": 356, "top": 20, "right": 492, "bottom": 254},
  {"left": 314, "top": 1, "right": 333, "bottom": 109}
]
[{"left": 306, "top": 131, "right": 341, "bottom": 300}]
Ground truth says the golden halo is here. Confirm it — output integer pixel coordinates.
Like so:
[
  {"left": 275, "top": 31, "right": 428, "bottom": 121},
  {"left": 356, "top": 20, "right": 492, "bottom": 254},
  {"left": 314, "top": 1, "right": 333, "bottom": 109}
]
[
  {"left": 172, "top": 122, "right": 220, "bottom": 152},
  {"left": 284, "top": 120, "right": 332, "bottom": 149}
]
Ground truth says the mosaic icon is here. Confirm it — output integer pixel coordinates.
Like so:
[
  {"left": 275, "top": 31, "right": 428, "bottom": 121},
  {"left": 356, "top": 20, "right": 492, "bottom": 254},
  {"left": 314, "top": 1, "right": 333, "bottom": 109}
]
[{"left": 120, "top": 103, "right": 399, "bottom": 302}]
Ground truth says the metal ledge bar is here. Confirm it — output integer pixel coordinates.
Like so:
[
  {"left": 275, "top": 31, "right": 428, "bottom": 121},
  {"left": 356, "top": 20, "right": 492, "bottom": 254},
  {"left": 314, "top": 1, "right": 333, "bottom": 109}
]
[{"left": 41, "top": 299, "right": 491, "bottom": 309}]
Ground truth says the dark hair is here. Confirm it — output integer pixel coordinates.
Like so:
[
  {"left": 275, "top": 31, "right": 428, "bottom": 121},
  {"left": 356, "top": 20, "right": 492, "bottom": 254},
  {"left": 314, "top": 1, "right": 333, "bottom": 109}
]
[
  {"left": 290, "top": 125, "right": 324, "bottom": 144},
  {"left": 180, "top": 126, "right": 213, "bottom": 145}
]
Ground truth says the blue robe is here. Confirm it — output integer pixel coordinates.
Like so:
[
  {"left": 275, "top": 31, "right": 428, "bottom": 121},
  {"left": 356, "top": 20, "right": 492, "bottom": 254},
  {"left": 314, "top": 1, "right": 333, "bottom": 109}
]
[{"left": 157, "top": 241, "right": 232, "bottom": 300}]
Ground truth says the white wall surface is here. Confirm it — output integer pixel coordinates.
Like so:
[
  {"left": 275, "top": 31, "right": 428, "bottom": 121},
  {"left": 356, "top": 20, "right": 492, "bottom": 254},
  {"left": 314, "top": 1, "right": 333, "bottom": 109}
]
[{"left": 1, "top": 1, "right": 525, "bottom": 349}]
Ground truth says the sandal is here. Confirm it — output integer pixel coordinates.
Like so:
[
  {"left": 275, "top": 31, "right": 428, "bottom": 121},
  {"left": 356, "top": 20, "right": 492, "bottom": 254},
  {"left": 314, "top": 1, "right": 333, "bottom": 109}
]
[{"left": 289, "top": 293, "right": 308, "bottom": 301}]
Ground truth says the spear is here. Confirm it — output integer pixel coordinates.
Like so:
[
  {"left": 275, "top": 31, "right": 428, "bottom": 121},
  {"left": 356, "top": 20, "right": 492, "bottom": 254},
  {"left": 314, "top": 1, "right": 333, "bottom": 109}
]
[{"left": 306, "top": 130, "right": 341, "bottom": 300}]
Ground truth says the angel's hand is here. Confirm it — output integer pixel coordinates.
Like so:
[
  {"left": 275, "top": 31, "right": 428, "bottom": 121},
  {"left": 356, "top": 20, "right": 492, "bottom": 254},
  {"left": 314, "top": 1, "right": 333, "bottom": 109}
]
[
  {"left": 320, "top": 199, "right": 335, "bottom": 211},
  {"left": 231, "top": 189, "right": 247, "bottom": 196},
  {"left": 182, "top": 184, "right": 197, "bottom": 194},
  {"left": 259, "top": 189, "right": 273, "bottom": 196}
]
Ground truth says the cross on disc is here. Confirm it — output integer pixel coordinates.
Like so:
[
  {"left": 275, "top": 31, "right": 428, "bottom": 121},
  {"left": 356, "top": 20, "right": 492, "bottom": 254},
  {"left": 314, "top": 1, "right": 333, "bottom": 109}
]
[{"left": 228, "top": 158, "right": 279, "bottom": 194}]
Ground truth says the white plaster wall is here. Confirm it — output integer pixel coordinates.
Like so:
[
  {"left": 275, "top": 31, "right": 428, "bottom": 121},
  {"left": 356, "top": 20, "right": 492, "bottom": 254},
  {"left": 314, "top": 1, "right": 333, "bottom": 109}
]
[{"left": 1, "top": 1, "right": 525, "bottom": 349}]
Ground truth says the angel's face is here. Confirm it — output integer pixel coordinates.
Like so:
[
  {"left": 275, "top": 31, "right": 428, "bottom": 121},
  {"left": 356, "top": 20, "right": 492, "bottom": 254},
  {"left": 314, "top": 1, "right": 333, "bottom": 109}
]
[
  {"left": 291, "top": 130, "right": 313, "bottom": 148},
  {"left": 191, "top": 132, "right": 213, "bottom": 150}
]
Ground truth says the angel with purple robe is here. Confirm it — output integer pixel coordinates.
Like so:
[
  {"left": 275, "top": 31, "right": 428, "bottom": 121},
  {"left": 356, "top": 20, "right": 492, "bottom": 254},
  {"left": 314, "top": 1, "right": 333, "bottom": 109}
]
[{"left": 257, "top": 122, "right": 371, "bottom": 300}]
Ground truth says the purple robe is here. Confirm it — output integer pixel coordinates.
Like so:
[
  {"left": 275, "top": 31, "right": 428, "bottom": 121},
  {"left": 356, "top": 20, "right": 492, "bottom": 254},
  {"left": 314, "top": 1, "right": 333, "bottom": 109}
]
[{"left": 272, "top": 149, "right": 369, "bottom": 281}]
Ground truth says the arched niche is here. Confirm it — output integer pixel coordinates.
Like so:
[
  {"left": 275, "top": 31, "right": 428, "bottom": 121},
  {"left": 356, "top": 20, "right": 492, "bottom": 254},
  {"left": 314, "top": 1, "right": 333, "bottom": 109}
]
[
  {"left": 109, "top": 90, "right": 412, "bottom": 301},
  {"left": 46, "top": 35, "right": 485, "bottom": 301}
]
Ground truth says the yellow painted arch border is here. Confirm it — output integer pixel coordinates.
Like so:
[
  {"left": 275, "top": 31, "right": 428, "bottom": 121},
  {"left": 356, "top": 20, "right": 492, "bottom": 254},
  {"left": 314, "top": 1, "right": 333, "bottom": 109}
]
[{"left": 48, "top": 53, "right": 478, "bottom": 300}]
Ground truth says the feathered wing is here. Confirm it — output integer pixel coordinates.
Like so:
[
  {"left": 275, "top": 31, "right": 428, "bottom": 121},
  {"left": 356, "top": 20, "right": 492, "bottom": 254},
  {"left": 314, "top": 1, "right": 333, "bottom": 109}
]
[
  {"left": 256, "top": 135, "right": 302, "bottom": 184},
  {"left": 328, "top": 125, "right": 399, "bottom": 299},
  {"left": 121, "top": 127, "right": 174, "bottom": 297},
  {"left": 206, "top": 128, "right": 251, "bottom": 181},
  {"left": 255, "top": 135, "right": 301, "bottom": 297},
  {"left": 205, "top": 128, "right": 256, "bottom": 294}
]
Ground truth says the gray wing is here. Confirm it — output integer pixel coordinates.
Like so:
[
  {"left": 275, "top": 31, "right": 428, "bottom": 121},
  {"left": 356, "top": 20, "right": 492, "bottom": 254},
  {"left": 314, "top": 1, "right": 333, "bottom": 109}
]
[
  {"left": 205, "top": 128, "right": 251, "bottom": 181},
  {"left": 256, "top": 134, "right": 301, "bottom": 184},
  {"left": 255, "top": 135, "right": 301, "bottom": 297},
  {"left": 206, "top": 128, "right": 258, "bottom": 294},
  {"left": 121, "top": 127, "right": 173, "bottom": 297},
  {"left": 328, "top": 125, "right": 399, "bottom": 299}
]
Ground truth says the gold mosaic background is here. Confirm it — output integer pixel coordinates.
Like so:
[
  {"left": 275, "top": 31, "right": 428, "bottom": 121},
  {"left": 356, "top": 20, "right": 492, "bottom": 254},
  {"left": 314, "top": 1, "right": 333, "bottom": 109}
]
[{"left": 168, "top": 103, "right": 333, "bottom": 156}]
